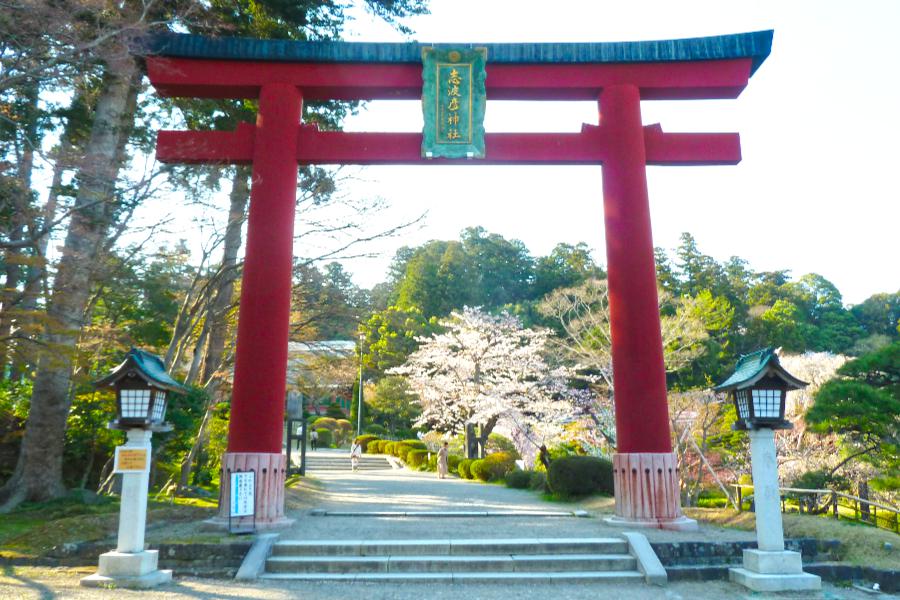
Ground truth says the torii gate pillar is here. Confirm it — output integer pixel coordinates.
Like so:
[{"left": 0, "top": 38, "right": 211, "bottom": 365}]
[
  {"left": 600, "top": 84, "right": 695, "bottom": 530},
  {"left": 215, "top": 84, "right": 302, "bottom": 528}
]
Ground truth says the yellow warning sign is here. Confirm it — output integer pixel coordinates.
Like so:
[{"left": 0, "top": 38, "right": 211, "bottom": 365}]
[{"left": 115, "top": 447, "right": 149, "bottom": 473}]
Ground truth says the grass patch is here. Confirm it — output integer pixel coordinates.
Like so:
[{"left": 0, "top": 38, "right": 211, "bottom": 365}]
[
  {"left": 284, "top": 475, "right": 326, "bottom": 511},
  {"left": 0, "top": 493, "right": 216, "bottom": 557},
  {"left": 685, "top": 507, "right": 900, "bottom": 570}
]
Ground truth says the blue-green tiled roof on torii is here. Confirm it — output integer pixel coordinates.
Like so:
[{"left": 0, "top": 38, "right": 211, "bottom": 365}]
[{"left": 135, "top": 30, "right": 773, "bottom": 75}]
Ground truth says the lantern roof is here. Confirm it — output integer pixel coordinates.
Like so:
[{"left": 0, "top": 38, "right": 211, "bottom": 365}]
[
  {"left": 95, "top": 348, "right": 186, "bottom": 392},
  {"left": 714, "top": 347, "right": 807, "bottom": 392}
]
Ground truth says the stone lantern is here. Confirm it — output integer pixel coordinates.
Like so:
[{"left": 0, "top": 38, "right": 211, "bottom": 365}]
[
  {"left": 716, "top": 347, "right": 804, "bottom": 431},
  {"left": 99, "top": 348, "right": 183, "bottom": 431},
  {"left": 714, "top": 347, "right": 821, "bottom": 592},
  {"left": 82, "top": 348, "right": 185, "bottom": 589}
]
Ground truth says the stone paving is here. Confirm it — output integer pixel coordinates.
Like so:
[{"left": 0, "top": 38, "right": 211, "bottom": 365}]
[{"left": 284, "top": 454, "right": 755, "bottom": 544}]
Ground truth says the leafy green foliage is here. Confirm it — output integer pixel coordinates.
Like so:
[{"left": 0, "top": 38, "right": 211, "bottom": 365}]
[
  {"left": 547, "top": 456, "right": 614, "bottom": 498},
  {"left": 354, "top": 434, "right": 380, "bottom": 452},
  {"left": 367, "top": 375, "right": 420, "bottom": 435},
  {"left": 807, "top": 342, "right": 900, "bottom": 489},
  {"left": 505, "top": 469, "right": 532, "bottom": 489},
  {"left": 457, "top": 458, "right": 474, "bottom": 479},
  {"left": 470, "top": 452, "right": 516, "bottom": 482},
  {"left": 315, "top": 428, "right": 333, "bottom": 447},
  {"left": 406, "top": 449, "right": 429, "bottom": 468},
  {"left": 325, "top": 402, "right": 345, "bottom": 419}
]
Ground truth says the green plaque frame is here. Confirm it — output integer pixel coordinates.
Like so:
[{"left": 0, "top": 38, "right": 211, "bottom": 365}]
[{"left": 421, "top": 47, "right": 487, "bottom": 159}]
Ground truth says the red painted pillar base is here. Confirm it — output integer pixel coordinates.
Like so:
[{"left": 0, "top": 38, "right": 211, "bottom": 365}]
[
  {"left": 205, "top": 452, "right": 294, "bottom": 529},
  {"left": 605, "top": 452, "right": 697, "bottom": 531}
]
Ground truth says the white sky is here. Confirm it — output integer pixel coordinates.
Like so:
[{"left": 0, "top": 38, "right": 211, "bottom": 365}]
[{"left": 140, "top": 0, "right": 900, "bottom": 305}]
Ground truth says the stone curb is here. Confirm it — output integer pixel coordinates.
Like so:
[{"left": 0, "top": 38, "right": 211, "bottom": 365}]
[
  {"left": 622, "top": 531, "right": 667, "bottom": 586},
  {"left": 235, "top": 533, "right": 279, "bottom": 580},
  {"left": 3, "top": 541, "right": 252, "bottom": 578},
  {"left": 650, "top": 537, "right": 840, "bottom": 566},
  {"left": 667, "top": 563, "right": 899, "bottom": 593}
]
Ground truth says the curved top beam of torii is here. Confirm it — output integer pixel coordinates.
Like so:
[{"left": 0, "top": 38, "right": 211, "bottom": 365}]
[
  {"left": 137, "top": 30, "right": 772, "bottom": 100},
  {"left": 139, "top": 31, "right": 772, "bottom": 167}
]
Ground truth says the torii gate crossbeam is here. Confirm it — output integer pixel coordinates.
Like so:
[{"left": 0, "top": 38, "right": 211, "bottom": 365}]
[{"left": 138, "top": 30, "right": 772, "bottom": 531}]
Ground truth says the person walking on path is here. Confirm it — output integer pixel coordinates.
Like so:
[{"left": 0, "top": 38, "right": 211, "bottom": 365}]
[
  {"left": 437, "top": 441, "right": 449, "bottom": 479},
  {"left": 310, "top": 429, "right": 319, "bottom": 451},
  {"left": 350, "top": 440, "right": 362, "bottom": 472}
]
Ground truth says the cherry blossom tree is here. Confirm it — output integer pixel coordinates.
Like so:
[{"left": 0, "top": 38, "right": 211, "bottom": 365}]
[{"left": 391, "top": 307, "right": 584, "bottom": 459}]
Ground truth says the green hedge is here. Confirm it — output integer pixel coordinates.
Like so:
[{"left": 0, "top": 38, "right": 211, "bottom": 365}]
[
  {"left": 311, "top": 417, "right": 338, "bottom": 431},
  {"left": 471, "top": 452, "right": 516, "bottom": 482},
  {"left": 529, "top": 470, "right": 548, "bottom": 492},
  {"left": 354, "top": 434, "right": 380, "bottom": 452},
  {"left": 505, "top": 469, "right": 531, "bottom": 489},
  {"left": 458, "top": 458, "right": 474, "bottom": 479},
  {"left": 315, "top": 428, "right": 333, "bottom": 448},
  {"left": 383, "top": 441, "right": 397, "bottom": 456},
  {"left": 547, "top": 455, "right": 613, "bottom": 498},
  {"left": 447, "top": 454, "right": 462, "bottom": 474},
  {"left": 391, "top": 442, "right": 411, "bottom": 459},
  {"left": 364, "top": 423, "right": 388, "bottom": 436},
  {"left": 407, "top": 449, "right": 430, "bottom": 468}
]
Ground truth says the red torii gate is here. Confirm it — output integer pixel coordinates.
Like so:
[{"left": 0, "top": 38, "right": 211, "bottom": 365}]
[{"left": 140, "top": 30, "right": 772, "bottom": 530}]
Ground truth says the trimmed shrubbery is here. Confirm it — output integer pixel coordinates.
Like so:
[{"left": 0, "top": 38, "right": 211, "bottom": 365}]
[
  {"left": 505, "top": 469, "right": 531, "bottom": 489},
  {"left": 471, "top": 452, "right": 516, "bottom": 482},
  {"left": 406, "top": 449, "right": 430, "bottom": 468},
  {"left": 354, "top": 434, "right": 379, "bottom": 452},
  {"left": 364, "top": 423, "right": 388, "bottom": 436},
  {"left": 315, "top": 428, "right": 333, "bottom": 448},
  {"left": 447, "top": 454, "right": 461, "bottom": 474},
  {"left": 458, "top": 458, "right": 474, "bottom": 479},
  {"left": 547, "top": 455, "right": 613, "bottom": 498},
  {"left": 311, "top": 417, "right": 338, "bottom": 432},
  {"left": 528, "top": 470, "right": 548, "bottom": 492}
]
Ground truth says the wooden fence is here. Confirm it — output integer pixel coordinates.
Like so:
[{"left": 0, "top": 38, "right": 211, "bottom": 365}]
[{"left": 731, "top": 484, "right": 900, "bottom": 534}]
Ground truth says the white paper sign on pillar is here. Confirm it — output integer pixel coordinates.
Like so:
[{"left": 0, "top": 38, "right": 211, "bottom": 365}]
[{"left": 230, "top": 471, "right": 255, "bottom": 517}]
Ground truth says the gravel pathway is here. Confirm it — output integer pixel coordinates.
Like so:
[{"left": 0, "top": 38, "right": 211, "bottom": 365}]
[{"left": 0, "top": 567, "right": 891, "bottom": 600}]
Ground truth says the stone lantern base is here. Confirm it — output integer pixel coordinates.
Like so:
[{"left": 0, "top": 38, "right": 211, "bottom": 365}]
[
  {"left": 729, "top": 549, "right": 821, "bottom": 592},
  {"left": 80, "top": 549, "right": 172, "bottom": 589}
]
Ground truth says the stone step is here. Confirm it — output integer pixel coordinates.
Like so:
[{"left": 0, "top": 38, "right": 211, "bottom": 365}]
[
  {"left": 271, "top": 538, "right": 628, "bottom": 557},
  {"left": 259, "top": 571, "right": 645, "bottom": 583},
  {"left": 301, "top": 456, "right": 392, "bottom": 471},
  {"left": 265, "top": 553, "right": 637, "bottom": 574}
]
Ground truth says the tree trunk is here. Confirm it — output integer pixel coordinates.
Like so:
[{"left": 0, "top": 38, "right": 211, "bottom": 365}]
[
  {"left": 0, "top": 83, "right": 39, "bottom": 379},
  {"left": 175, "top": 166, "right": 248, "bottom": 492},
  {"left": 475, "top": 415, "right": 499, "bottom": 458},
  {"left": 200, "top": 165, "right": 248, "bottom": 386},
  {"left": 859, "top": 480, "right": 870, "bottom": 522},
  {"left": 0, "top": 51, "right": 140, "bottom": 511},
  {"left": 465, "top": 423, "right": 478, "bottom": 459}
]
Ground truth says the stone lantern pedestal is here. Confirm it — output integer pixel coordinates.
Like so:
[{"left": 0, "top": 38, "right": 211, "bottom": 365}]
[
  {"left": 81, "top": 430, "right": 172, "bottom": 589},
  {"left": 728, "top": 428, "right": 821, "bottom": 592}
]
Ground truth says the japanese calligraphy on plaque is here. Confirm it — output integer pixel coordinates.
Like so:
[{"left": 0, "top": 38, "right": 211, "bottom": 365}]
[
  {"left": 421, "top": 47, "right": 487, "bottom": 159},
  {"left": 114, "top": 447, "right": 149, "bottom": 473}
]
